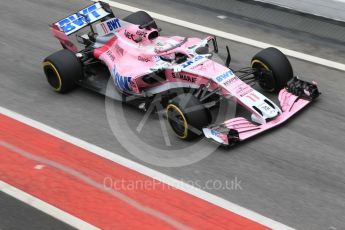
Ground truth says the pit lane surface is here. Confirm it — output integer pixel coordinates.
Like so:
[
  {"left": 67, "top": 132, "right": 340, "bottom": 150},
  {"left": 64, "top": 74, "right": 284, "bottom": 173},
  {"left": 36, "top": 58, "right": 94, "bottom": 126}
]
[
  {"left": 0, "top": 191, "right": 75, "bottom": 230},
  {"left": 253, "top": 0, "right": 345, "bottom": 22},
  {"left": 1, "top": 0, "right": 345, "bottom": 229}
]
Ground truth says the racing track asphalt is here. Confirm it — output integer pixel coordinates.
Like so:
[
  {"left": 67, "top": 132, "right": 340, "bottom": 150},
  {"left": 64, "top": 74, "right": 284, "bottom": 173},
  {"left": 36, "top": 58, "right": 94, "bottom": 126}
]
[
  {"left": 0, "top": 0, "right": 345, "bottom": 229},
  {"left": 0, "top": 191, "right": 75, "bottom": 230}
]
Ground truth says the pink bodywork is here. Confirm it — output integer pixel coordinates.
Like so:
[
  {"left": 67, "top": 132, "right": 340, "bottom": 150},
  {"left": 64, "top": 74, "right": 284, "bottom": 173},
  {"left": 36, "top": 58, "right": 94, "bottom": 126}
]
[
  {"left": 204, "top": 89, "right": 311, "bottom": 145},
  {"left": 91, "top": 24, "right": 258, "bottom": 101},
  {"left": 92, "top": 24, "right": 227, "bottom": 94},
  {"left": 50, "top": 18, "right": 316, "bottom": 144}
]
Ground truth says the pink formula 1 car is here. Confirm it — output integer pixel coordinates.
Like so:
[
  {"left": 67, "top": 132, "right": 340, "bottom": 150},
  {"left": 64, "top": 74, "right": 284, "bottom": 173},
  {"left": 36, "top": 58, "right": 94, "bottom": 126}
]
[{"left": 43, "top": 2, "right": 320, "bottom": 146}]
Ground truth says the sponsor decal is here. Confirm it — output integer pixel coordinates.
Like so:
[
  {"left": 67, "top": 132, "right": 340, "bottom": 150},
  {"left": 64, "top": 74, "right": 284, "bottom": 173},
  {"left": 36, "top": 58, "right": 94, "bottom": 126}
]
[
  {"left": 136, "top": 30, "right": 147, "bottom": 37},
  {"left": 106, "top": 50, "right": 115, "bottom": 62},
  {"left": 260, "top": 104, "right": 272, "bottom": 112},
  {"left": 124, "top": 30, "right": 135, "bottom": 40},
  {"left": 112, "top": 66, "right": 132, "bottom": 91},
  {"left": 100, "top": 18, "right": 122, "bottom": 34},
  {"left": 107, "top": 18, "right": 121, "bottom": 31},
  {"left": 114, "top": 44, "right": 124, "bottom": 56},
  {"left": 223, "top": 76, "right": 239, "bottom": 86},
  {"left": 245, "top": 93, "right": 260, "bottom": 102},
  {"left": 100, "top": 23, "right": 108, "bottom": 34},
  {"left": 57, "top": 3, "right": 107, "bottom": 35},
  {"left": 211, "top": 129, "right": 221, "bottom": 137},
  {"left": 236, "top": 86, "right": 253, "bottom": 97},
  {"left": 215, "top": 70, "right": 234, "bottom": 83},
  {"left": 172, "top": 72, "right": 196, "bottom": 83},
  {"left": 181, "top": 55, "right": 204, "bottom": 68},
  {"left": 138, "top": 56, "right": 151, "bottom": 62},
  {"left": 124, "top": 29, "right": 146, "bottom": 41}
]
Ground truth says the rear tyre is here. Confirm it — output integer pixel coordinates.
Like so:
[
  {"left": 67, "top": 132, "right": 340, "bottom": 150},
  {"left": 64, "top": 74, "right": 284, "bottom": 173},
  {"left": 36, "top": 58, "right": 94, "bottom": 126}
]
[
  {"left": 123, "top": 11, "right": 158, "bottom": 29},
  {"left": 43, "top": 49, "right": 83, "bottom": 93},
  {"left": 166, "top": 94, "right": 211, "bottom": 141},
  {"left": 251, "top": 47, "right": 293, "bottom": 92}
]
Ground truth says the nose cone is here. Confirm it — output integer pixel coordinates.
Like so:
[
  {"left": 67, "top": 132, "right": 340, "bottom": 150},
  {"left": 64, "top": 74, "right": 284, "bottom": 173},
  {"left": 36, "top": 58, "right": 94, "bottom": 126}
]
[
  {"left": 251, "top": 101, "right": 281, "bottom": 124},
  {"left": 260, "top": 102, "right": 280, "bottom": 119}
]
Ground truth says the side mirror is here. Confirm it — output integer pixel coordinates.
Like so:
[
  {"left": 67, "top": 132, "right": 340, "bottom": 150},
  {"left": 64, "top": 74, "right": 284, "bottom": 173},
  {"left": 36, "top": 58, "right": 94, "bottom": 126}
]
[{"left": 205, "top": 36, "right": 218, "bottom": 54}]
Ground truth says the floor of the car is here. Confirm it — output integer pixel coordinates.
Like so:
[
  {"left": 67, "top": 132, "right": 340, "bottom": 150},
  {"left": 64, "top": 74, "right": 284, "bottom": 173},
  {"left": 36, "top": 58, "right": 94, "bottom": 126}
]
[{"left": 79, "top": 64, "right": 111, "bottom": 96}]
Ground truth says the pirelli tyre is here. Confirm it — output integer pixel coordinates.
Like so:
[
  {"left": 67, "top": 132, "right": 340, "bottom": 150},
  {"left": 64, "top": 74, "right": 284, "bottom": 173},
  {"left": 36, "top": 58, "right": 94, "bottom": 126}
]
[
  {"left": 251, "top": 47, "right": 293, "bottom": 92},
  {"left": 43, "top": 49, "right": 83, "bottom": 93},
  {"left": 166, "top": 94, "right": 211, "bottom": 141},
  {"left": 123, "top": 11, "right": 158, "bottom": 29}
]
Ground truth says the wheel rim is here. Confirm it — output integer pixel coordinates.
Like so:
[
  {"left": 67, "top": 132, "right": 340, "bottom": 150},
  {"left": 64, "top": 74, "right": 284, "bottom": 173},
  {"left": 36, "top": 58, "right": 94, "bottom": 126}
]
[
  {"left": 166, "top": 104, "right": 188, "bottom": 139},
  {"left": 43, "top": 61, "right": 62, "bottom": 91},
  {"left": 251, "top": 59, "right": 275, "bottom": 92}
]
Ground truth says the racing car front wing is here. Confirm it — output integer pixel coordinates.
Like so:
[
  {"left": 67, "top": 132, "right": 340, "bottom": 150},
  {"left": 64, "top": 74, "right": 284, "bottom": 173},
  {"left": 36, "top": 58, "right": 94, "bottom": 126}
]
[{"left": 203, "top": 77, "right": 320, "bottom": 146}]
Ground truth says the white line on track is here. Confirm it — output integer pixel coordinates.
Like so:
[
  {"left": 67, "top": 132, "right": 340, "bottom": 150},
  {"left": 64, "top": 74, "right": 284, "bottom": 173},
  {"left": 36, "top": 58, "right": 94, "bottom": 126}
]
[
  {"left": 0, "top": 141, "right": 191, "bottom": 230},
  {"left": 0, "top": 181, "right": 100, "bottom": 230},
  {"left": 94, "top": 0, "right": 345, "bottom": 72},
  {"left": 333, "top": 0, "right": 345, "bottom": 3},
  {"left": 0, "top": 107, "right": 294, "bottom": 229}
]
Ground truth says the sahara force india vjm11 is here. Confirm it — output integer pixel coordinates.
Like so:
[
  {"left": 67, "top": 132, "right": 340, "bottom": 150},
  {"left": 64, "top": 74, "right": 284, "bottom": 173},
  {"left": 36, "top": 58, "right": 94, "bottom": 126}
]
[{"left": 42, "top": 2, "right": 320, "bottom": 146}]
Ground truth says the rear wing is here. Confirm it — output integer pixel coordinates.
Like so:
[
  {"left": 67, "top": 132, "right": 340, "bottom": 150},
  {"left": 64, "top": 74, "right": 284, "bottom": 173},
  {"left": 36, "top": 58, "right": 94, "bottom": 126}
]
[
  {"left": 52, "top": 2, "right": 112, "bottom": 35},
  {"left": 49, "top": 2, "right": 113, "bottom": 52}
]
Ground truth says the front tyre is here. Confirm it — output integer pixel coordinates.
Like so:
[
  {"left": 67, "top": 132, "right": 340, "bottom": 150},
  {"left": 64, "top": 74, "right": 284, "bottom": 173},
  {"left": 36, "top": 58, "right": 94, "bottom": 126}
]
[
  {"left": 166, "top": 94, "right": 211, "bottom": 141},
  {"left": 251, "top": 47, "right": 293, "bottom": 92},
  {"left": 43, "top": 49, "right": 83, "bottom": 93}
]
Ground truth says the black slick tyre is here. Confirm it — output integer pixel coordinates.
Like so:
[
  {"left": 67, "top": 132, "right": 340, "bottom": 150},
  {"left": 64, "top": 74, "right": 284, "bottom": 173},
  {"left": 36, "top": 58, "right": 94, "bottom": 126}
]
[
  {"left": 251, "top": 47, "right": 293, "bottom": 92},
  {"left": 166, "top": 94, "right": 211, "bottom": 140},
  {"left": 43, "top": 49, "right": 83, "bottom": 93}
]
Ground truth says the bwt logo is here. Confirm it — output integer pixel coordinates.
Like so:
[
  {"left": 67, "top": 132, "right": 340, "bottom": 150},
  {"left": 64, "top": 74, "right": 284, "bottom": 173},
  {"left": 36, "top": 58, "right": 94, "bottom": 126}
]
[
  {"left": 113, "top": 67, "right": 132, "bottom": 91},
  {"left": 106, "top": 18, "right": 121, "bottom": 31},
  {"left": 211, "top": 129, "right": 221, "bottom": 137},
  {"left": 216, "top": 70, "right": 234, "bottom": 83},
  {"left": 58, "top": 4, "right": 102, "bottom": 34},
  {"left": 182, "top": 55, "right": 204, "bottom": 68}
]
